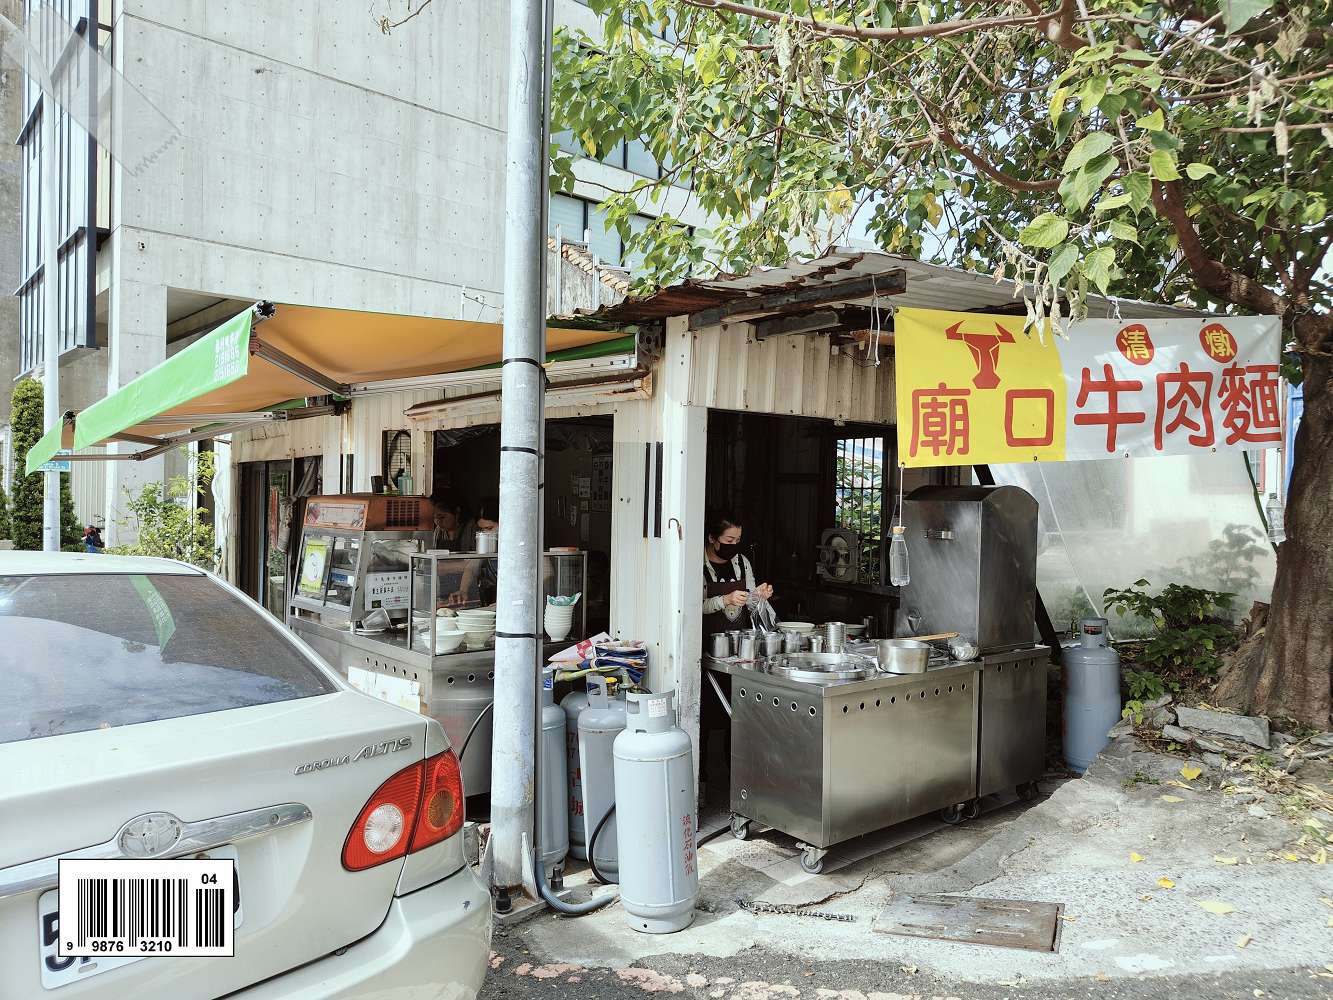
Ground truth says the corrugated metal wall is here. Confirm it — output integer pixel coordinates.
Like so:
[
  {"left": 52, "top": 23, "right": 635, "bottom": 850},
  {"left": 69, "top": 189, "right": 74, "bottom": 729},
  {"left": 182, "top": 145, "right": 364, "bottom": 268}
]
[
  {"left": 686, "top": 323, "right": 895, "bottom": 424},
  {"left": 70, "top": 448, "right": 106, "bottom": 528}
]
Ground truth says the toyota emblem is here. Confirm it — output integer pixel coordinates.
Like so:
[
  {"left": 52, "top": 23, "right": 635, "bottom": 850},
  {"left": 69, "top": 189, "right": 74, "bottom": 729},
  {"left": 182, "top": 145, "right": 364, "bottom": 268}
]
[{"left": 118, "top": 812, "right": 184, "bottom": 858}]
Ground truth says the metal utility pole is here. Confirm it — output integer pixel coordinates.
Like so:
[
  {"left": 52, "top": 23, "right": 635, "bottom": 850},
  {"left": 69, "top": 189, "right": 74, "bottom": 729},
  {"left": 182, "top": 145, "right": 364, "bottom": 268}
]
[
  {"left": 490, "top": 0, "right": 549, "bottom": 900},
  {"left": 40, "top": 85, "right": 61, "bottom": 551}
]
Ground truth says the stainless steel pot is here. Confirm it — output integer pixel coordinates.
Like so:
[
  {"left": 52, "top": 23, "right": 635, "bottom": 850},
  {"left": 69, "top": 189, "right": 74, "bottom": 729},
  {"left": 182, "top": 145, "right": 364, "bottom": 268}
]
[
  {"left": 737, "top": 635, "right": 758, "bottom": 662},
  {"left": 821, "top": 622, "right": 847, "bottom": 653},
  {"left": 709, "top": 633, "right": 732, "bottom": 658},
  {"left": 875, "top": 638, "right": 932, "bottom": 674},
  {"left": 761, "top": 632, "right": 784, "bottom": 658},
  {"left": 782, "top": 631, "right": 804, "bottom": 653}
]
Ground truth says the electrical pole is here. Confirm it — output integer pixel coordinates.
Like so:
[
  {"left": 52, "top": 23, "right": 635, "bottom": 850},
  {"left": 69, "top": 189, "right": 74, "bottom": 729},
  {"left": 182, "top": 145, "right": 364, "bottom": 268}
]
[
  {"left": 39, "top": 78, "right": 60, "bottom": 551},
  {"left": 490, "top": 0, "right": 548, "bottom": 902}
]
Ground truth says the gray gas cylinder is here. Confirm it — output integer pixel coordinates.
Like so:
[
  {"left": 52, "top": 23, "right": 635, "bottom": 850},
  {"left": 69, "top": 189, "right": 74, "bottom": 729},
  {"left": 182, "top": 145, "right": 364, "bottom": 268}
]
[
  {"left": 560, "top": 682, "right": 591, "bottom": 859},
  {"left": 539, "top": 669, "right": 569, "bottom": 876},
  {"left": 578, "top": 675, "right": 626, "bottom": 880},
  {"left": 1063, "top": 617, "right": 1123, "bottom": 773},
  {"left": 613, "top": 690, "right": 698, "bottom": 934}
]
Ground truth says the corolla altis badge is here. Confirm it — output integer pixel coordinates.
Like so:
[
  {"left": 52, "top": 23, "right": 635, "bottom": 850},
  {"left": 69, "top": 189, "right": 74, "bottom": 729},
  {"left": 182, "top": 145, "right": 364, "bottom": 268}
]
[
  {"left": 294, "top": 736, "right": 413, "bottom": 775},
  {"left": 118, "top": 812, "right": 184, "bottom": 858}
]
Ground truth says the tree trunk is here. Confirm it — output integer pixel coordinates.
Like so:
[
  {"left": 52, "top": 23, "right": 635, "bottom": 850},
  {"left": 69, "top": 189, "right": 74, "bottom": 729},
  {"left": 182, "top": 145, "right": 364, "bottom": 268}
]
[{"left": 1250, "top": 353, "right": 1333, "bottom": 729}]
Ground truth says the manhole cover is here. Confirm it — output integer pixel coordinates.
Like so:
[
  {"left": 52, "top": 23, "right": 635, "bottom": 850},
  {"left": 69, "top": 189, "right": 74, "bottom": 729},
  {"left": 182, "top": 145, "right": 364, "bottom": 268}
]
[{"left": 873, "top": 894, "right": 1062, "bottom": 952}]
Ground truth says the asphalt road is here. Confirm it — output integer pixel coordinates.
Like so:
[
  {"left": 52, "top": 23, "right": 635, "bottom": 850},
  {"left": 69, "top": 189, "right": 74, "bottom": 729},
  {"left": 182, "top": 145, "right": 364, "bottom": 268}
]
[{"left": 483, "top": 922, "right": 1333, "bottom": 1000}]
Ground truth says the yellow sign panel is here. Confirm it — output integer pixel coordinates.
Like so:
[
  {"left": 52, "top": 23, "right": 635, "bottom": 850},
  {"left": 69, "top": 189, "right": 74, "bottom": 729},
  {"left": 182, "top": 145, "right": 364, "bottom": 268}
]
[{"left": 895, "top": 308, "right": 1065, "bottom": 467}]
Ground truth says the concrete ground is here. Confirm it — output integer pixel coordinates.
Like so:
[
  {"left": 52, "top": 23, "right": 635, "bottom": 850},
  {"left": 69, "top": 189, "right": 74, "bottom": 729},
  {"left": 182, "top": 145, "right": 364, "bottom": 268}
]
[{"left": 482, "top": 737, "right": 1333, "bottom": 1000}]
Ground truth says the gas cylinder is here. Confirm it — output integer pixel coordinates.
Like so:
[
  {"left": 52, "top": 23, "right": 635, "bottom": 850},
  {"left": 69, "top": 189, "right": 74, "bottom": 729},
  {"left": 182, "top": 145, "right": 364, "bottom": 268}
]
[
  {"left": 539, "top": 669, "right": 569, "bottom": 877},
  {"left": 1063, "top": 617, "right": 1123, "bottom": 773},
  {"left": 613, "top": 690, "right": 698, "bottom": 934},
  {"left": 560, "top": 682, "right": 591, "bottom": 859},
  {"left": 578, "top": 675, "right": 626, "bottom": 881}
]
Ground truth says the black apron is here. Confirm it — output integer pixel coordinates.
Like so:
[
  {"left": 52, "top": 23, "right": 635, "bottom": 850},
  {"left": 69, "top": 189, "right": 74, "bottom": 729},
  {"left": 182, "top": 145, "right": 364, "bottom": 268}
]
[{"left": 702, "top": 559, "right": 747, "bottom": 638}]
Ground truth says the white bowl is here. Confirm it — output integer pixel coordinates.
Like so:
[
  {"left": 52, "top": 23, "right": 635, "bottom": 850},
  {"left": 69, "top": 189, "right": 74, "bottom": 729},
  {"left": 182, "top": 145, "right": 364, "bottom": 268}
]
[
  {"left": 544, "top": 620, "right": 571, "bottom": 642},
  {"left": 456, "top": 615, "right": 497, "bottom": 626},
  {"left": 434, "top": 629, "right": 465, "bottom": 654},
  {"left": 463, "top": 629, "right": 493, "bottom": 650},
  {"left": 544, "top": 608, "right": 575, "bottom": 620},
  {"left": 777, "top": 621, "right": 816, "bottom": 633}
]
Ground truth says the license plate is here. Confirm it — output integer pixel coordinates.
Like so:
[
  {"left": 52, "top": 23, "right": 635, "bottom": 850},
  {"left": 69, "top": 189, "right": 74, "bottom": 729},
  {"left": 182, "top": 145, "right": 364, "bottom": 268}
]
[{"left": 37, "top": 848, "right": 242, "bottom": 990}]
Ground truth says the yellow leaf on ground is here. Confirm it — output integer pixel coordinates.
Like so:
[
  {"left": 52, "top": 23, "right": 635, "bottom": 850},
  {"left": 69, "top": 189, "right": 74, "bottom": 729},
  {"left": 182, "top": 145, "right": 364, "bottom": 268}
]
[
  {"left": 1283, "top": 853, "right": 1301, "bottom": 862},
  {"left": 1314, "top": 848, "right": 1328, "bottom": 865},
  {"left": 1139, "top": 894, "right": 1153, "bottom": 901},
  {"left": 1166, "top": 780, "right": 1194, "bottom": 790},
  {"left": 1214, "top": 856, "right": 1239, "bottom": 865},
  {"left": 1158, "top": 877, "right": 1176, "bottom": 889},
  {"left": 1160, "top": 795, "right": 1185, "bottom": 803},
  {"left": 1180, "top": 765, "right": 1203, "bottom": 780},
  {"left": 1197, "top": 899, "right": 1236, "bottom": 915},
  {"left": 1130, "top": 852, "right": 1146, "bottom": 863},
  {"left": 1236, "top": 934, "right": 1252, "bottom": 949}
]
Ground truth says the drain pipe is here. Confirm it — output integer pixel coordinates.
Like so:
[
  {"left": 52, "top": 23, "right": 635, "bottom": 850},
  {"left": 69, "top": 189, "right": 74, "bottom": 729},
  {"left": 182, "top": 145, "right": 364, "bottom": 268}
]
[{"left": 490, "top": 0, "right": 548, "bottom": 899}]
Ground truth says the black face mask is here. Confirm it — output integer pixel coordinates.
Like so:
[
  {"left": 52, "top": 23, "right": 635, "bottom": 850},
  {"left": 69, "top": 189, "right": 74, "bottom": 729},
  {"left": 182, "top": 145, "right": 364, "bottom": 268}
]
[{"left": 714, "top": 542, "right": 740, "bottom": 561}]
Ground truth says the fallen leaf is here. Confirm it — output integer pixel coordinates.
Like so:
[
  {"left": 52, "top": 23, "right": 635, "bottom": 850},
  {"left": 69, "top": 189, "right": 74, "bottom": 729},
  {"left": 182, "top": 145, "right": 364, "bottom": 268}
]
[
  {"left": 1283, "top": 853, "right": 1301, "bottom": 862},
  {"left": 1158, "top": 877, "right": 1176, "bottom": 889},
  {"left": 1060, "top": 915, "right": 1078, "bottom": 923},
  {"left": 1314, "top": 848, "right": 1328, "bottom": 865},
  {"left": 1166, "top": 780, "right": 1194, "bottom": 791},
  {"left": 1094, "top": 972, "right": 1110, "bottom": 982},
  {"left": 1180, "top": 765, "right": 1203, "bottom": 780},
  {"left": 1214, "top": 855, "right": 1239, "bottom": 865},
  {"left": 1320, "top": 898, "right": 1333, "bottom": 908},
  {"left": 1130, "top": 852, "right": 1146, "bottom": 863},
  {"left": 1197, "top": 899, "right": 1237, "bottom": 915},
  {"left": 1236, "top": 934, "right": 1252, "bottom": 949},
  {"left": 1140, "top": 894, "right": 1153, "bottom": 901},
  {"left": 1160, "top": 794, "right": 1185, "bottom": 803}
]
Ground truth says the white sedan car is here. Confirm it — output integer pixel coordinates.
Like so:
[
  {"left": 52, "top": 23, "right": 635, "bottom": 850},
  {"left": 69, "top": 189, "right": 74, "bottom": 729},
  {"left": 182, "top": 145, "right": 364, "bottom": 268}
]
[{"left": 0, "top": 553, "right": 491, "bottom": 999}]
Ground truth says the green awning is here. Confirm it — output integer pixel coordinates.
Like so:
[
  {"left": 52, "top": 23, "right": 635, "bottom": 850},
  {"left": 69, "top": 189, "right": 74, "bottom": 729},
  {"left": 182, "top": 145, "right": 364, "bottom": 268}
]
[{"left": 25, "top": 310, "right": 254, "bottom": 474}]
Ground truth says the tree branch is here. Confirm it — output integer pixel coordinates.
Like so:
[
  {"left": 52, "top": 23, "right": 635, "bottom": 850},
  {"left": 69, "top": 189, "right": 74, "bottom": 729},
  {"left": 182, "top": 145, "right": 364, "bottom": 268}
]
[{"left": 680, "top": 0, "right": 1062, "bottom": 42}]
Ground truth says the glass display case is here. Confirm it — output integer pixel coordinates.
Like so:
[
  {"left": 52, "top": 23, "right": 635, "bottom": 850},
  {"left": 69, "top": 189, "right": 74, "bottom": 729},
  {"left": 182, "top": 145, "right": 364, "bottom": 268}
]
[{"left": 409, "top": 550, "right": 588, "bottom": 655}]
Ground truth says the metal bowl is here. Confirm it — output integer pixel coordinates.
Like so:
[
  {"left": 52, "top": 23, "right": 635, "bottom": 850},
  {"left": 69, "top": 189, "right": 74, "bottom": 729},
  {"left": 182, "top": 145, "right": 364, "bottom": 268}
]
[
  {"left": 765, "top": 652, "right": 874, "bottom": 683},
  {"left": 874, "top": 638, "right": 932, "bottom": 674}
]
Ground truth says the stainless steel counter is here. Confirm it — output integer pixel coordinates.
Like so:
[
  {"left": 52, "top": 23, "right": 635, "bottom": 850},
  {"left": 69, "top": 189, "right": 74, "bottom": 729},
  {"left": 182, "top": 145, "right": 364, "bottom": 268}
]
[
  {"left": 292, "top": 615, "right": 568, "bottom": 796},
  {"left": 706, "top": 647, "right": 1047, "bottom": 873}
]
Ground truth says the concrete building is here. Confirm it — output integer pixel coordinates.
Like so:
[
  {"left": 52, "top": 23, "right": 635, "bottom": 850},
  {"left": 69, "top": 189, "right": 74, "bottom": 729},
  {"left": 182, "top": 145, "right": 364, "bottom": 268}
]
[{"left": 5, "top": 0, "right": 704, "bottom": 551}]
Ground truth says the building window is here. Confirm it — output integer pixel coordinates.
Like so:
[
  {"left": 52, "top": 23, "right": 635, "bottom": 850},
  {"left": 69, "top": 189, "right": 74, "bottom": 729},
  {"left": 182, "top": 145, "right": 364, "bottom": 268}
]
[
  {"left": 548, "top": 192, "right": 661, "bottom": 270},
  {"left": 834, "top": 437, "right": 886, "bottom": 585}
]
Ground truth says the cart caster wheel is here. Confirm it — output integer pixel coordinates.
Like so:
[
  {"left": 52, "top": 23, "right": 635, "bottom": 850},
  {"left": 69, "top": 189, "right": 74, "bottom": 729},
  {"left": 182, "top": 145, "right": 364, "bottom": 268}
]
[
  {"left": 939, "top": 803, "right": 966, "bottom": 825},
  {"left": 1017, "top": 781, "right": 1041, "bottom": 802},
  {"left": 799, "top": 848, "right": 825, "bottom": 875},
  {"left": 963, "top": 799, "right": 982, "bottom": 821},
  {"left": 729, "top": 816, "right": 751, "bottom": 841}
]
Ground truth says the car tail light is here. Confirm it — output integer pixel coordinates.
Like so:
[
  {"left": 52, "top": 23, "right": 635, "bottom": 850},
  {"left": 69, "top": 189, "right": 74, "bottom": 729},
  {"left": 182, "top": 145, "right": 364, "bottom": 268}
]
[{"left": 342, "top": 750, "right": 465, "bottom": 871}]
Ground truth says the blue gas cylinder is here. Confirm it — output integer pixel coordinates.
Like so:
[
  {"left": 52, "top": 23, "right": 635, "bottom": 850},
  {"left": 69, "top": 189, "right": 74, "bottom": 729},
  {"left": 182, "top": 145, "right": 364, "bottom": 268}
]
[{"left": 1062, "top": 617, "right": 1123, "bottom": 773}]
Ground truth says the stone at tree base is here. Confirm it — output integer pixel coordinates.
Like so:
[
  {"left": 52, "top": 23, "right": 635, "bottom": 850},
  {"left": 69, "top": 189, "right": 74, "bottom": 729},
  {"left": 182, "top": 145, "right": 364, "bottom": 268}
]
[
  {"left": 1193, "top": 735, "right": 1229, "bottom": 753},
  {"left": 1176, "top": 706, "right": 1271, "bottom": 749},
  {"left": 1160, "top": 724, "right": 1195, "bottom": 744},
  {"left": 1202, "top": 752, "right": 1226, "bottom": 768},
  {"left": 1311, "top": 733, "right": 1333, "bottom": 748}
]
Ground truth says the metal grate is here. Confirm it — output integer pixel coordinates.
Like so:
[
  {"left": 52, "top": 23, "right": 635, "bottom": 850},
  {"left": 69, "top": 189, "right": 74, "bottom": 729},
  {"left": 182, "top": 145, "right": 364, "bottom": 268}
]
[
  {"left": 384, "top": 497, "right": 418, "bottom": 528},
  {"left": 834, "top": 437, "right": 885, "bottom": 584}
]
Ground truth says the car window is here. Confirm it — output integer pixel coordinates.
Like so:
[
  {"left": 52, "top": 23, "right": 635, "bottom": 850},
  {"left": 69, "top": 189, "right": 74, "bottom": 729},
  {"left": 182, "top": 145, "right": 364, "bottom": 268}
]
[{"left": 0, "top": 573, "right": 337, "bottom": 744}]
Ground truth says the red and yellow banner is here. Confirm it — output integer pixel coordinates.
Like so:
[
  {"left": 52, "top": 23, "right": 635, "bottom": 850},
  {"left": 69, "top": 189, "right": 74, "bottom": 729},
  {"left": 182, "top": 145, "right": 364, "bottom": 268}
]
[{"left": 893, "top": 307, "right": 1282, "bottom": 468}]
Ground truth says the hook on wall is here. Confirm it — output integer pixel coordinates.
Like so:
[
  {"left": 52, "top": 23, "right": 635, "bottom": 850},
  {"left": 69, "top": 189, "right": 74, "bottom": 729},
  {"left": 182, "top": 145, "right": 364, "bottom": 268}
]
[{"left": 667, "top": 517, "right": 683, "bottom": 541}]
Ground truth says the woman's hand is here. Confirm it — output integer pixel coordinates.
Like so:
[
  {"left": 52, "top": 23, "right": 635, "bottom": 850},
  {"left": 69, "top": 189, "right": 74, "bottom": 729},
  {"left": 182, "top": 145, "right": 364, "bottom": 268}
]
[
  {"left": 754, "top": 583, "right": 774, "bottom": 601},
  {"left": 724, "top": 589, "right": 749, "bottom": 608}
]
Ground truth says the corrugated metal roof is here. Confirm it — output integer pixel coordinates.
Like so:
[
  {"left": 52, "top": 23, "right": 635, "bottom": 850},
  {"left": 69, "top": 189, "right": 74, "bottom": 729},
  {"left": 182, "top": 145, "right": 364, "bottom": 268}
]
[{"left": 572, "top": 247, "right": 1205, "bottom": 327}]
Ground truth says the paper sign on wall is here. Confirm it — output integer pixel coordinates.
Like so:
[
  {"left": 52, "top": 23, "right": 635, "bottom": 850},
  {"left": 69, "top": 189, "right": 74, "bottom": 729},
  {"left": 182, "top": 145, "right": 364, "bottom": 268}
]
[{"left": 893, "top": 308, "right": 1281, "bottom": 467}]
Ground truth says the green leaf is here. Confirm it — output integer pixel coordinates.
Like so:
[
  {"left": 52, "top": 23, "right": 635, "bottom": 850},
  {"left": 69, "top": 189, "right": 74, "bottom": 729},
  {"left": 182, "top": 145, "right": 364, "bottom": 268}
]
[
  {"left": 1134, "top": 108, "right": 1165, "bottom": 132},
  {"left": 1185, "top": 162, "right": 1218, "bottom": 180},
  {"left": 1061, "top": 154, "right": 1119, "bottom": 212},
  {"left": 1048, "top": 243, "right": 1079, "bottom": 283},
  {"left": 1221, "top": 0, "right": 1274, "bottom": 32},
  {"left": 1049, "top": 86, "right": 1069, "bottom": 124},
  {"left": 1096, "top": 192, "right": 1133, "bottom": 213},
  {"left": 1124, "top": 171, "right": 1152, "bottom": 212},
  {"left": 1084, "top": 246, "right": 1116, "bottom": 293},
  {"left": 1109, "top": 220, "right": 1140, "bottom": 244},
  {"left": 1063, "top": 131, "right": 1115, "bottom": 173},
  {"left": 1098, "top": 93, "right": 1127, "bottom": 119},
  {"left": 1019, "top": 212, "right": 1070, "bottom": 249},
  {"left": 1079, "top": 76, "right": 1108, "bottom": 115},
  {"left": 1149, "top": 150, "right": 1180, "bottom": 182}
]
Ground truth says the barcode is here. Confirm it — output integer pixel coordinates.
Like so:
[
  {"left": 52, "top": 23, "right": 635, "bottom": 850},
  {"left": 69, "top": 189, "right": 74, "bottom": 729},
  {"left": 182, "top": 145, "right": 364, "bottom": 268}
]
[{"left": 58, "top": 859, "right": 234, "bottom": 958}]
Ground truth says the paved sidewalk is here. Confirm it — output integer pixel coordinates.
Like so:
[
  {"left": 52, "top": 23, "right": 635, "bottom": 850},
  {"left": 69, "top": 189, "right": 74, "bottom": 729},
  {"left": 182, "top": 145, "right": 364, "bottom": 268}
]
[{"left": 487, "top": 737, "right": 1333, "bottom": 997}]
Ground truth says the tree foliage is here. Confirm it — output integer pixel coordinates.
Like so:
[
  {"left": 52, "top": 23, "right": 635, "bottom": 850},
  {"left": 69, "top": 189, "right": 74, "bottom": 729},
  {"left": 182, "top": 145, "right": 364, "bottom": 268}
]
[
  {"left": 552, "top": 0, "right": 1332, "bottom": 357},
  {"left": 109, "top": 449, "right": 219, "bottom": 570},
  {"left": 9, "top": 378, "right": 81, "bottom": 551}
]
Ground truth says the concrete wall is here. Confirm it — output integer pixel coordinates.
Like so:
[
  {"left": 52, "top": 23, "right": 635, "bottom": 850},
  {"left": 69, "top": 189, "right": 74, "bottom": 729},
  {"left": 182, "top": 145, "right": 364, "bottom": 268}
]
[{"left": 0, "top": 0, "right": 22, "bottom": 436}]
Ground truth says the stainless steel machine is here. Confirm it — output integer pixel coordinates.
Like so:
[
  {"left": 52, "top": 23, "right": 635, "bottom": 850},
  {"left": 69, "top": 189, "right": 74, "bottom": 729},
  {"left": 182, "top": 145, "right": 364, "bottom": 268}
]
[
  {"left": 711, "top": 484, "right": 1048, "bottom": 873},
  {"left": 287, "top": 494, "right": 589, "bottom": 797}
]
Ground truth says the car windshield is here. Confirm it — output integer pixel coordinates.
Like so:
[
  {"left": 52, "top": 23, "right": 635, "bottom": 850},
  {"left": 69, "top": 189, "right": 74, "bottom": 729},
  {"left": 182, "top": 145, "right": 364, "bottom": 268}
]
[{"left": 1, "top": 572, "right": 337, "bottom": 744}]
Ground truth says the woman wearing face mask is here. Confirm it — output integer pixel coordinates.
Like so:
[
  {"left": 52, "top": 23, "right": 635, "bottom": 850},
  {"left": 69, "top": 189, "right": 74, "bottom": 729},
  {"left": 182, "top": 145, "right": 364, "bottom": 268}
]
[{"left": 701, "top": 509, "right": 774, "bottom": 637}]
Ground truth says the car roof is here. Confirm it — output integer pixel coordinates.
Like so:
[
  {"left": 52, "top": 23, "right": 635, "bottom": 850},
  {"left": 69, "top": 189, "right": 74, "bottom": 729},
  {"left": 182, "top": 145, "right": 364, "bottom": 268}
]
[{"left": 0, "top": 552, "right": 204, "bottom": 576}]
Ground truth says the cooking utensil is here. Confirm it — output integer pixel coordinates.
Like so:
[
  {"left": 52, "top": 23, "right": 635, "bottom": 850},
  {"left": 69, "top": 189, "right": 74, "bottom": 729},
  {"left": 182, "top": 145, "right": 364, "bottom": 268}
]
[
  {"left": 766, "top": 652, "right": 874, "bottom": 683},
  {"left": 737, "top": 635, "right": 758, "bottom": 662},
  {"left": 874, "top": 638, "right": 932, "bottom": 674},
  {"left": 821, "top": 622, "right": 846, "bottom": 654},
  {"left": 761, "top": 632, "right": 784, "bottom": 658},
  {"left": 809, "top": 635, "right": 825, "bottom": 653},
  {"left": 776, "top": 621, "right": 816, "bottom": 633},
  {"left": 782, "top": 631, "right": 803, "bottom": 653},
  {"left": 908, "top": 631, "right": 960, "bottom": 643},
  {"left": 709, "top": 633, "right": 732, "bottom": 658},
  {"left": 947, "top": 636, "right": 979, "bottom": 660}
]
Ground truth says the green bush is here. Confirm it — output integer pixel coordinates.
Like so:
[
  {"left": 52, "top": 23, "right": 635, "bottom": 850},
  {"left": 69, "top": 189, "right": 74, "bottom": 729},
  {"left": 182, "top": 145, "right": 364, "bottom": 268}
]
[
  {"left": 1103, "top": 578, "right": 1238, "bottom": 683},
  {"left": 109, "top": 449, "right": 218, "bottom": 570},
  {"left": 0, "top": 483, "right": 11, "bottom": 540},
  {"left": 9, "top": 378, "right": 81, "bottom": 550}
]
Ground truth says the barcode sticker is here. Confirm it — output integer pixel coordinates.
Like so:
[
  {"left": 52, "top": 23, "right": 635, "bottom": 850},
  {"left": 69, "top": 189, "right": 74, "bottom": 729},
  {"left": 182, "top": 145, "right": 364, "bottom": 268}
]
[{"left": 56, "top": 859, "right": 235, "bottom": 958}]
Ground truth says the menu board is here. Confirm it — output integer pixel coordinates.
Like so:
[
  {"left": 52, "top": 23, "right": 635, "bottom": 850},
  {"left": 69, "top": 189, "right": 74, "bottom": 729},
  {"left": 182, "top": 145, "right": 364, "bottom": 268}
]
[
  {"left": 305, "top": 500, "right": 367, "bottom": 530},
  {"left": 365, "top": 571, "right": 410, "bottom": 610}
]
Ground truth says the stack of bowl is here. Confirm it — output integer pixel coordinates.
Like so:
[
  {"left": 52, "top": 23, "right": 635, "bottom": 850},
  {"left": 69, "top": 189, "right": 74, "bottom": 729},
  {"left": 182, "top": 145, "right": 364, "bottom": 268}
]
[
  {"left": 544, "top": 601, "right": 576, "bottom": 641},
  {"left": 454, "top": 608, "right": 497, "bottom": 650},
  {"left": 432, "top": 610, "right": 466, "bottom": 654}
]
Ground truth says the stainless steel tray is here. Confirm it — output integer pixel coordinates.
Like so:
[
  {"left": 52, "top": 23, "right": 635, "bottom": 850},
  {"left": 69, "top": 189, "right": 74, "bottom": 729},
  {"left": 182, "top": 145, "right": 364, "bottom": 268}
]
[{"left": 765, "top": 652, "right": 875, "bottom": 683}]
